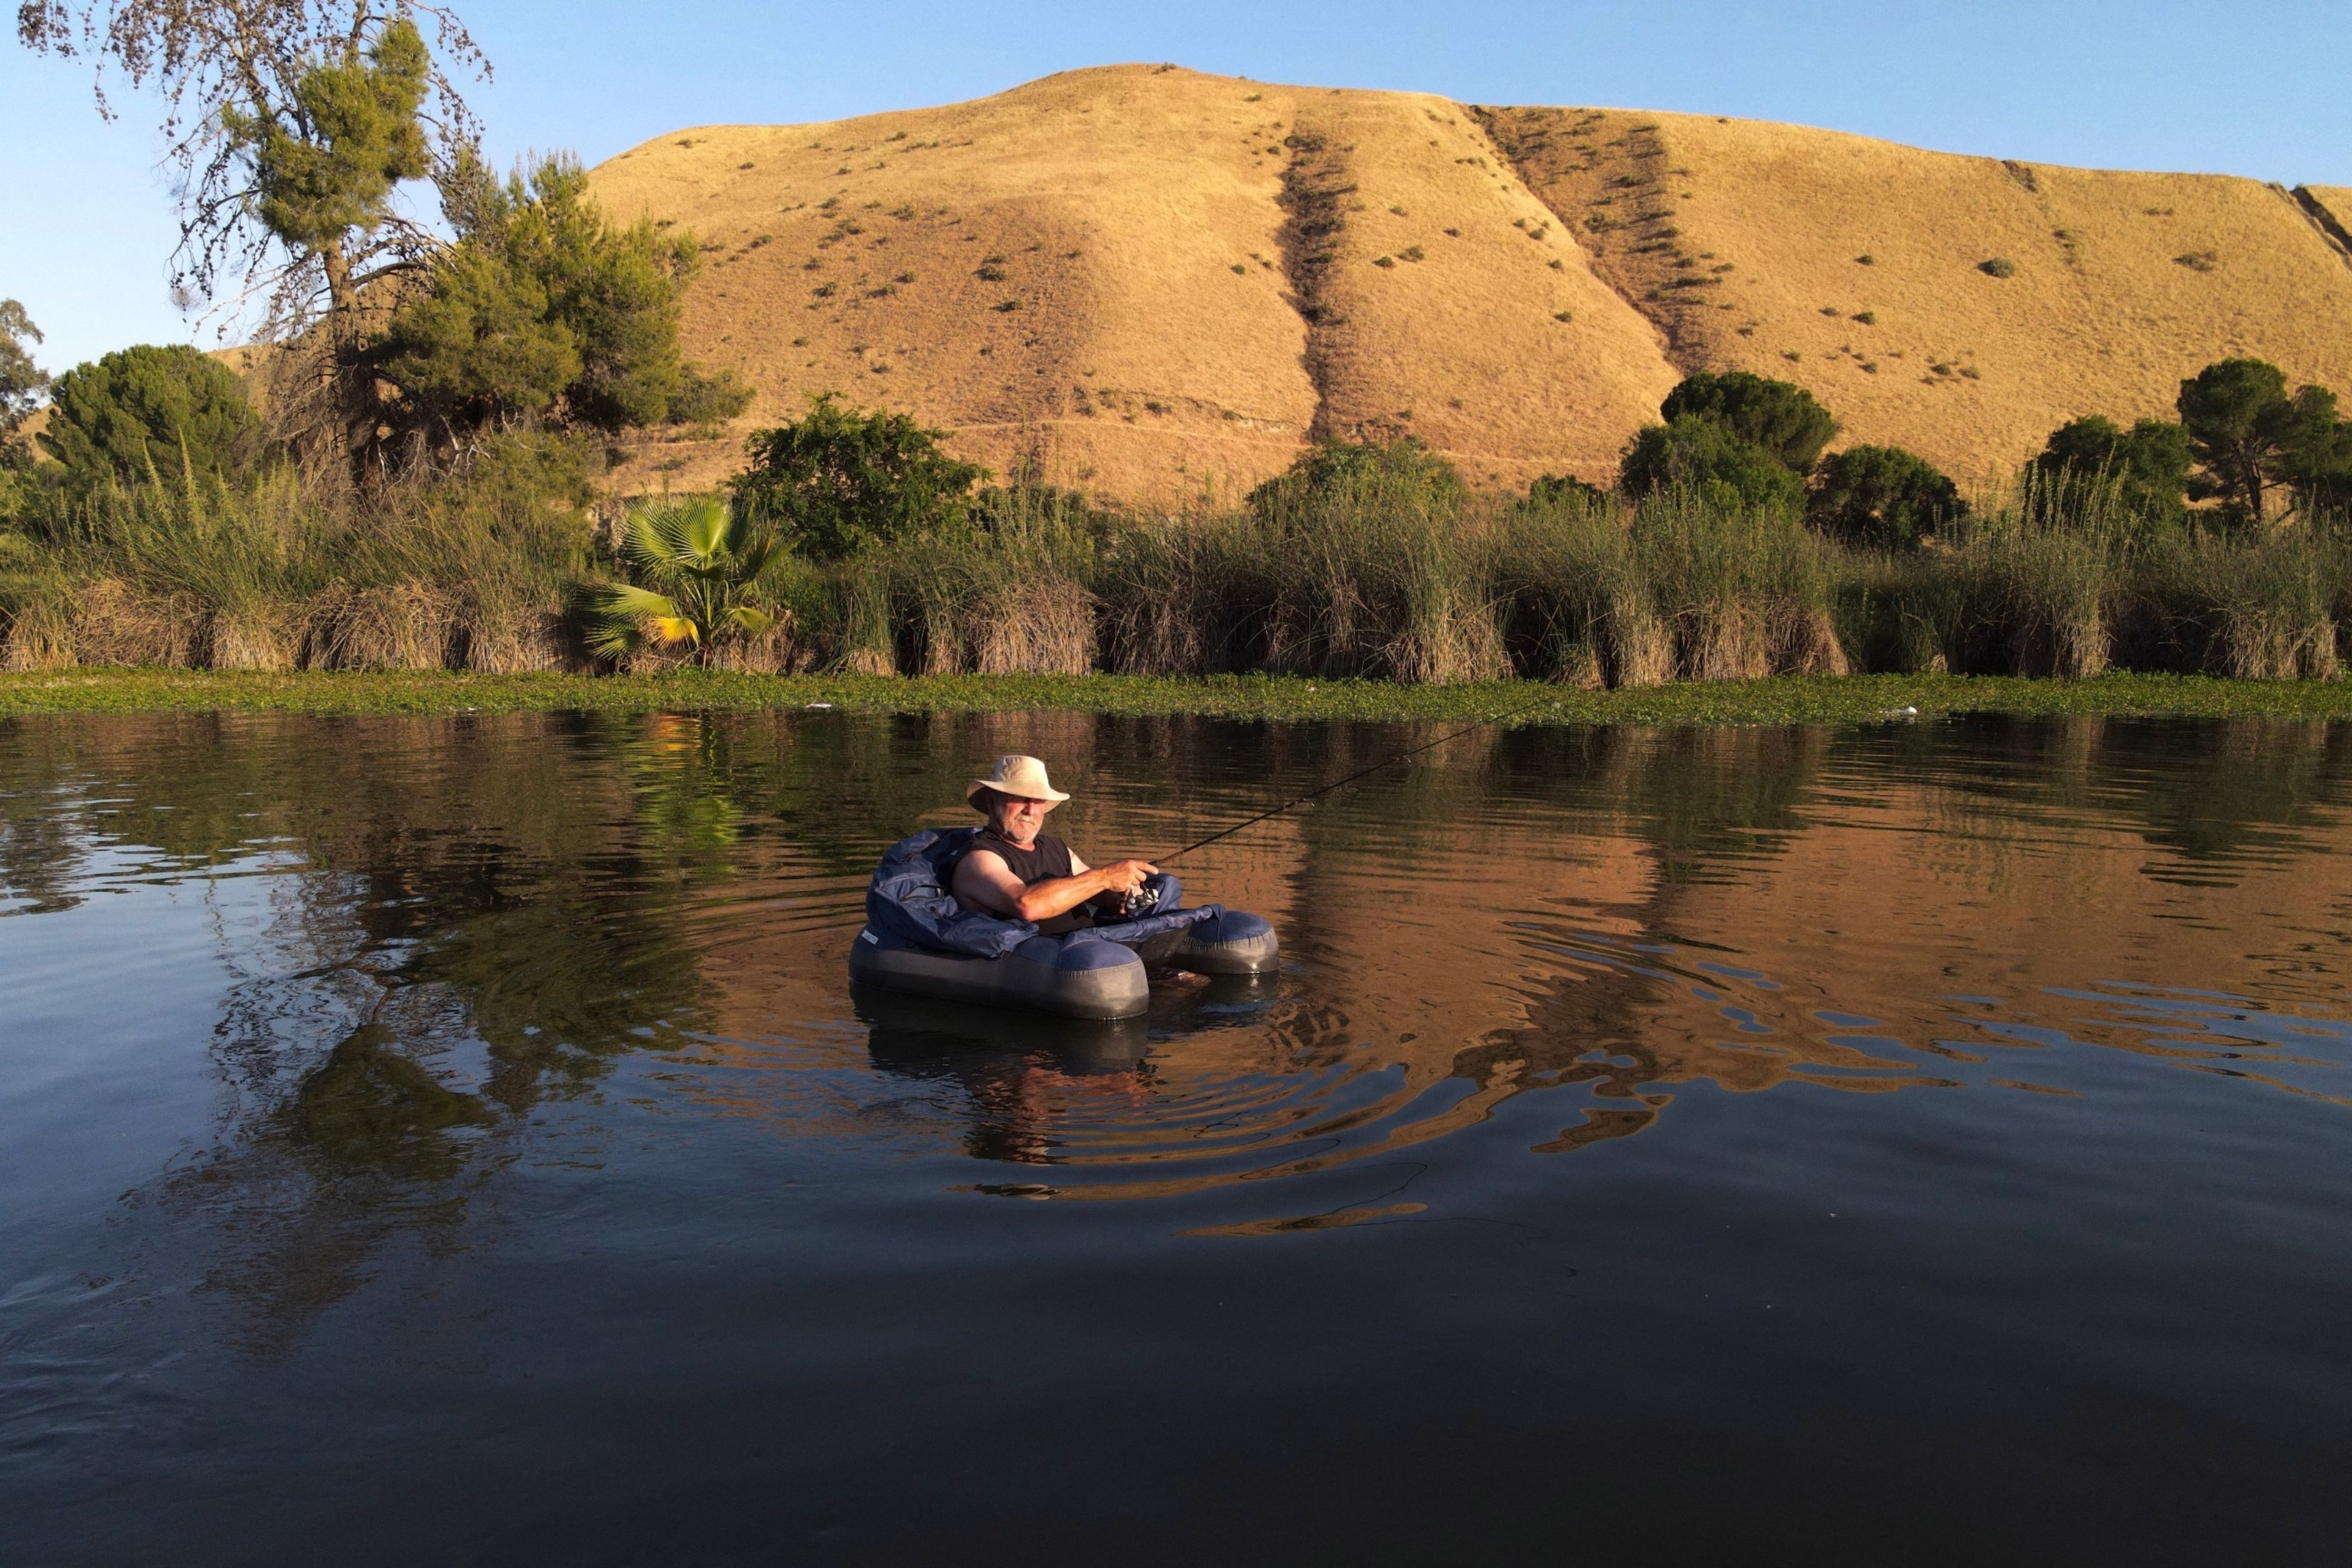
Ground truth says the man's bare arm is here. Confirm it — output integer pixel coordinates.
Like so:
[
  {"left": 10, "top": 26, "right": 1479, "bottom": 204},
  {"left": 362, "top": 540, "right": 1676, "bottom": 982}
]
[{"left": 951, "top": 850, "right": 1157, "bottom": 923}]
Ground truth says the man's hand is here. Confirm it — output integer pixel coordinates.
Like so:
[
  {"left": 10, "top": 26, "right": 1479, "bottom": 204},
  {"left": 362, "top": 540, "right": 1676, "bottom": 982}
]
[{"left": 1097, "top": 859, "right": 1158, "bottom": 898}]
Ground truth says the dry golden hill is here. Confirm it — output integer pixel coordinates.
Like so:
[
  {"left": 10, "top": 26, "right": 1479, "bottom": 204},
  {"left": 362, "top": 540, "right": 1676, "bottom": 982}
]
[{"left": 587, "top": 65, "right": 2352, "bottom": 504}]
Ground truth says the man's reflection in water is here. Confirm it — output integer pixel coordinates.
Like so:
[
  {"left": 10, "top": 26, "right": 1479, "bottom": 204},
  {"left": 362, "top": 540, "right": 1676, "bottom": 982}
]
[{"left": 855, "top": 988, "right": 1162, "bottom": 1164}]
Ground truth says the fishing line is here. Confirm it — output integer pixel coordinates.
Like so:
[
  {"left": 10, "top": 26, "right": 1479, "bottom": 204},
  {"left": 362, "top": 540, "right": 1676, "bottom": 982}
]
[{"left": 1155, "top": 691, "right": 1565, "bottom": 864}]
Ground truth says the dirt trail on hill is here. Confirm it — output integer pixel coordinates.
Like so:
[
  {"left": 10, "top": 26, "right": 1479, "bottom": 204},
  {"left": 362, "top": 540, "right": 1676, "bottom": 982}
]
[{"left": 587, "top": 65, "right": 2352, "bottom": 504}]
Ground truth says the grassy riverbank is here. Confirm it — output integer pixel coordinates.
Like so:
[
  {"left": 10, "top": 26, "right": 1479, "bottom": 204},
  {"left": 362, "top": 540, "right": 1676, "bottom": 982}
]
[{"left": 6, "top": 669, "right": 2351, "bottom": 724}]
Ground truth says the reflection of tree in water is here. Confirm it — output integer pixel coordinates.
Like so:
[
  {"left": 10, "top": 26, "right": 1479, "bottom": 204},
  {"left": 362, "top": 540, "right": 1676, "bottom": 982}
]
[
  {"left": 1858, "top": 715, "right": 2352, "bottom": 876},
  {"left": 12, "top": 706, "right": 2352, "bottom": 1256},
  {"left": 864, "top": 715, "right": 2352, "bottom": 1203},
  {"left": 94, "top": 713, "right": 762, "bottom": 1353},
  {"left": 831, "top": 724, "right": 1842, "bottom": 1194}
]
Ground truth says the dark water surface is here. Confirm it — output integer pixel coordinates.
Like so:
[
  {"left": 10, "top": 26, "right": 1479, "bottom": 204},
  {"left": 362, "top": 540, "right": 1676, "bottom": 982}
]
[{"left": 4, "top": 710, "right": 2350, "bottom": 1565}]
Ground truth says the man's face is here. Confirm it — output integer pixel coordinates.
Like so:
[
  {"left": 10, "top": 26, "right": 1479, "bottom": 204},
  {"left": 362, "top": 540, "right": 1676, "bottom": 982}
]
[{"left": 989, "top": 792, "right": 1052, "bottom": 846}]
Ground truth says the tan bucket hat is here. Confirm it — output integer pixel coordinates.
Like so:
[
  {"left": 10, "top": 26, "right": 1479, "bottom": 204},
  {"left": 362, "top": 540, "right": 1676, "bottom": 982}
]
[{"left": 966, "top": 754, "right": 1072, "bottom": 809}]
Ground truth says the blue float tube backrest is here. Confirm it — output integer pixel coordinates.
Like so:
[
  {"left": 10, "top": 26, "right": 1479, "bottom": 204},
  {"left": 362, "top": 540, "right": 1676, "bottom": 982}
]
[
  {"left": 866, "top": 828, "right": 1035, "bottom": 958},
  {"left": 866, "top": 829, "right": 1230, "bottom": 958}
]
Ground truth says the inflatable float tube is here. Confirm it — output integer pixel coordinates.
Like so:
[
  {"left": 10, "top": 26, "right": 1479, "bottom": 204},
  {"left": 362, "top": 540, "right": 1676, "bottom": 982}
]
[
  {"left": 849, "top": 910, "right": 1279, "bottom": 1021},
  {"left": 851, "top": 826, "right": 1278, "bottom": 1020}
]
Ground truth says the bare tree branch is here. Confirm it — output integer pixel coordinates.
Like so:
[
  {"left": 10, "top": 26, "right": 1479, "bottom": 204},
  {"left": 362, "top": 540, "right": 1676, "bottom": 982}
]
[{"left": 17, "top": 1, "right": 488, "bottom": 338}]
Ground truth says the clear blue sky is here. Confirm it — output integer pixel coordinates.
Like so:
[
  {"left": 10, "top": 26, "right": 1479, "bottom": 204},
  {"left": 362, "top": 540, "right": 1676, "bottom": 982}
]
[{"left": 5, "top": 0, "right": 2346, "bottom": 371}]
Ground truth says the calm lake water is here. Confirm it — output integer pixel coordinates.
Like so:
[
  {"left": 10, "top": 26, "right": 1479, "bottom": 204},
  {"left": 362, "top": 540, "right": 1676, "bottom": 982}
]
[{"left": 3, "top": 709, "right": 2350, "bottom": 1565}]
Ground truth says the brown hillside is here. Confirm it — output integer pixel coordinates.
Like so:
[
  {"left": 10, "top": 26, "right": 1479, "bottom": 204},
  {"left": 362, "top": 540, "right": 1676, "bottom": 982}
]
[
  {"left": 1478, "top": 107, "right": 2352, "bottom": 482},
  {"left": 2304, "top": 186, "right": 2352, "bottom": 252},
  {"left": 587, "top": 66, "right": 2352, "bottom": 503}
]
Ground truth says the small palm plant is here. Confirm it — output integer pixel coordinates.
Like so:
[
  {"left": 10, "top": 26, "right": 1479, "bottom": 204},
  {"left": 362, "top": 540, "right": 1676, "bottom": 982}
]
[{"left": 583, "top": 498, "right": 783, "bottom": 666}]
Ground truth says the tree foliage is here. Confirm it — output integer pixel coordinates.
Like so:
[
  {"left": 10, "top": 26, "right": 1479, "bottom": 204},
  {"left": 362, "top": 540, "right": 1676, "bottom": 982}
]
[
  {"left": 220, "top": 15, "right": 430, "bottom": 321},
  {"left": 665, "top": 363, "right": 755, "bottom": 430},
  {"left": 2034, "top": 415, "right": 2191, "bottom": 525},
  {"left": 17, "top": 0, "right": 485, "bottom": 335},
  {"left": 2176, "top": 358, "right": 2341, "bottom": 528},
  {"left": 1246, "top": 436, "right": 1468, "bottom": 520},
  {"left": 1659, "top": 371, "right": 1839, "bottom": 472},
  {"left": 0, "top": 300, "right": 47, "bottom": 470},
  {"left": 1524, "top": 472, "right": 1611, "bottom": 509},
  {"left": 1806, "top": 444, "right": 1963, "bottom": 550},
  {"left": 372, "top": 153, "right": 703, "bottom": 440},
  {"left": 37, "top": 344, "right": 262, "bottom": 487},
  {"left": 730, "top": 394, "right": 988, "bottom": 561},
  {"left": 1619, "top": 414, "right": 1805, "bottom": 514},
  {"left": 580, "top": 497, "right": 780, "bottom": 665}
]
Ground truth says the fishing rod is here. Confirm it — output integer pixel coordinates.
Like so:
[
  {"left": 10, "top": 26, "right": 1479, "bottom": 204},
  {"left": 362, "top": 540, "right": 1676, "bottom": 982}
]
[{"left": 1155, "top": 690, "right": 1565, "bottom": 865}]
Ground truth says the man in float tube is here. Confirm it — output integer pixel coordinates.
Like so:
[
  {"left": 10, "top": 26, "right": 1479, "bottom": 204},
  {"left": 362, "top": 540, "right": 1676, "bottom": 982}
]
[{"left": 950, "top": 756, "right": 1161, "bottom": 936}]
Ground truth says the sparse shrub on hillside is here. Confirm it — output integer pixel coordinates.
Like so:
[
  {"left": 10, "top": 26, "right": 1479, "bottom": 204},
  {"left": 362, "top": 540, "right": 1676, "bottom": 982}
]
[
  {"left": 1807, "top": 445, "right": 1964, "bottom": 550},
  {"left": 730, "top": 394, "right": 988, "bottom": 562},
  {"left": 39, "top": 345, "right": 265, "bottom": 491},
  {"left": 666, "top": 364, "right": 755, "bottom": 430},
  {"left": 2035, "top": 415, "right": 2190, "bottom": 528},
  {"left": 1658, "top": 371, "right": 1838, "bottom": 471},
  {"left": 1979, "top": 257, "right": 2016, "bottom": 278},
  {"left": 1619, "top": 416, "right": 1805, "bottom": 514}
]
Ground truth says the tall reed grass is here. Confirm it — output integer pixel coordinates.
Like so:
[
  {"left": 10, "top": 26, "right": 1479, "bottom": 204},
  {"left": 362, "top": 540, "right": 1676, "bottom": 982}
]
[
  {"left": 0, "top": 441, "right": 590, "bottom": 673},
  {"left": 3, "top": 455, "right": 2345, "bottom": 684}
]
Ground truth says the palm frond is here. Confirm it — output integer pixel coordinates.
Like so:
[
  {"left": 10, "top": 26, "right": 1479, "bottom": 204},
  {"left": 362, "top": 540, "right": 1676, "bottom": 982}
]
[{"left": 589, "top": 582, "right": 682, "bottom": 620}]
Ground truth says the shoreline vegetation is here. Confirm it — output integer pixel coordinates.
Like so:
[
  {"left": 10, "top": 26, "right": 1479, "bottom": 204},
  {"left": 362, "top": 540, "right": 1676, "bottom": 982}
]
[
  {"left": 7, "top": 669, "right": 2352, "bottom": 724},
  {"left": 5, "top": 11, "right": 2349, "bottom": 731}
]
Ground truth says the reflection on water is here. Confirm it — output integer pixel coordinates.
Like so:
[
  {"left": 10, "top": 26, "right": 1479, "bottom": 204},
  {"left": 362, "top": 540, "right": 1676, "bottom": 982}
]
[
  {"left": 5, "top": 709, "right": 2352, "bottom": 1560},
  {"left": 5, "top": 713, "right": 2350, "bottom": 1221}
]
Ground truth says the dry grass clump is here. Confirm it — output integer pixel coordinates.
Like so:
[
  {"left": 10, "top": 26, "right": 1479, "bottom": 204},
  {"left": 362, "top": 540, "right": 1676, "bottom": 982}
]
[
  {"left": 0, "top": 446, "right": 599, "bottom": 675},
  {"left": 2132, "top": 529, "right": 2343, "bottom": 680},
  {"left": 7, "top": 441, "right": 2344, "bottom": 688}
]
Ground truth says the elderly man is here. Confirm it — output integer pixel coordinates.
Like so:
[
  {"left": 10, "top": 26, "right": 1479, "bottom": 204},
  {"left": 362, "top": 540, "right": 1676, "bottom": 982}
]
[{"left": 951, "top": 756, "right": 1161, "bottom": 935}]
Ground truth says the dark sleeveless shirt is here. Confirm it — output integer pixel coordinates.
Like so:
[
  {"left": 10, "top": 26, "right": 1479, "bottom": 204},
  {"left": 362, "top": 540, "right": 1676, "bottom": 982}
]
[{"left": 969, "top": 828, "right": 1097, "bottom": 934}]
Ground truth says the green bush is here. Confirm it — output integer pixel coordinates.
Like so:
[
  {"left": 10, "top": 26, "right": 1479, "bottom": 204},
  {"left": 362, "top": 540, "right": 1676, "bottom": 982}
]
[
  {"left": 729, "top": 394, "right": 988, "bottom": 562},
  {"left": 2034, "top": 415, "right": 2190, "bottom": 528},
  {"left": 0, "top": 299, "right": 47, "bottom": 472},
  {"left": 1619, "top": 416, "right": 1805, "bottom": 514},
  {"left": 2177, "top": 358, "right": 2344, "bottom": 528},
  {"left": 1524, "top": 472, "right": 1610, "bottom": 508},
  {"left": 1658, "top": 371, "right": 1838, "bottom": 472},
  {"left": 1808, "top": 445, "right": 1964, "bottom": 550},
  {"left": 580, "top": 497, "right": 782, "bottom": 665},
  {"left": 38, "top": 345, "right": 263, "bottom": 490},
  {"left": 375, "top": 154, "right": 702, "bottom": 438},
  {"left": 666, "top": 364, "right": 756, "bottom": 428},
  {"left": 1244, "top": 436, "right": 1467, "bottom": 520}
]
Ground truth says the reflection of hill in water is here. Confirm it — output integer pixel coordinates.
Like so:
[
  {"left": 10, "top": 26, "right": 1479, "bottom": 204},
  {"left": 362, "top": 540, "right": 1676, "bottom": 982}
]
[{"left": 3, "top": 711, "right": 2349, "bottom": 1340}]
